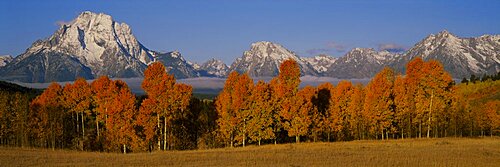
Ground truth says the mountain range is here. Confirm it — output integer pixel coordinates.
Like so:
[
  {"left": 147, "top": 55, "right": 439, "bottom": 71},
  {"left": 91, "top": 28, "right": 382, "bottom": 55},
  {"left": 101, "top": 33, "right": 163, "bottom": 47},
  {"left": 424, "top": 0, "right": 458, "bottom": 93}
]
[{"left": 0, "top": 11, "right": 498, "bottom": 83}]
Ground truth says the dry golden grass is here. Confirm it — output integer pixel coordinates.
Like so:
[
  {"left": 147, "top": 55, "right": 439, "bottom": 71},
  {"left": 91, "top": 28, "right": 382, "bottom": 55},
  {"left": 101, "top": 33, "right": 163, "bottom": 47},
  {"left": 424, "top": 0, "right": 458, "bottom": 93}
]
[{"left": 1, "top": 137, "right": 499, "bottom": 167}]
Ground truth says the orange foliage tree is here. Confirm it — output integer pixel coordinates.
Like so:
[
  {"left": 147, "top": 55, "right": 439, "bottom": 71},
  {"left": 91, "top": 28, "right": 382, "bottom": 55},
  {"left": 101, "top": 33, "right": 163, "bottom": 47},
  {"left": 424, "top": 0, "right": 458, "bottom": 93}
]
[
  {"left": 364, "top": 67, "right": 395, "bottom": 140},
  {"left": 91, "top": 76, "right": 115, "bottom": 139},
  {"left": 139, "top": 62, "right": 191, "bottom": 151},
  {"left": 348, "top": 84, "right": 365, "bottom": 140},
  {"left": 313, "top": 82, "right": 334, "bottom": 141},
  {"left": 104, "top": 80, "right": 139, "bottom": 153},
  {"left": 233, "top": 73, "right": 253, "bottom": 147},
  {"left": 247, "top": 81, "right": 275, "bottom": 145},
  {"left": 328, "top": 80, "right": 354, "bottom": 141},
  {"left": 29, "top": 83, "right": 64, "bottom": 149},
  {"left": 286, "top": 86, "right": 316, "bottom": 143},
  {"left": 406, "top": 58, "right": 454, "bottom": 138},
  {"left": 62, "top": 78, "right": 92, "bottom": 149},
  {"left": 216, "top": 71, "right": 241, "bottom": 147},
  {"left": 274, "top": 59, "right": 301, "bottom": 143}
]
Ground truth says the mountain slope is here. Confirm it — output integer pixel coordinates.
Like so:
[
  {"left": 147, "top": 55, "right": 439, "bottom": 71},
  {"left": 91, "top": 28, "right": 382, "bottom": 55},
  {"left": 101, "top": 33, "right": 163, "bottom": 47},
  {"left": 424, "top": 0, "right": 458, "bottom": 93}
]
[
  {"left": 199, "top": 58, "right": 229, "bottom": 77},
  {"left": 325, "top": 48, "right": 399, "bottom": 78},
  {"left": 392, "top": 30, "right": 500, "bottom": 78},
  {"left": 0, "top": 55, "right": 12, "bottom": 67},
  {"left": 301, "top": 54, "right": 337, "bottom": 74},
  {"left": 229, "top": 41, "right": 317, "bottom": 77},
  {"left": 0, "top": 11, "right": 153, "bottom": 82},
  {"left": 150, "top": 51, "right": 200, "bottom": 79}
]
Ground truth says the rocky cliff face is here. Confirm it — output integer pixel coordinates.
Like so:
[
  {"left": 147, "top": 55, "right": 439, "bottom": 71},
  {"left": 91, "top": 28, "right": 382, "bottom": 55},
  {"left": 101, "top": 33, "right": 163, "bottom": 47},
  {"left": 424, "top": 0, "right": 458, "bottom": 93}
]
[
  {"left": 325, "top": 48, "right": 399, "bottom": 78},
  {"left": 0, "top": 11, "right": 498, "bottom": 82},
  {"left": 301, "top": 54, "right": 337, "bottom": 74},
  {"left": 151, "top": 51, "right": 200, "bottom": 79},
  {"left": 391, "top": 30, "right": 500, "bottom": 78},
  {"left": 0, "top": 11, "right": 153, "bottom": 82},
  {"left": 199, "top": 58, "right": 229, "bottom": 77},
  {"left": 229, "top": 41, "right": 317, "bottom": 77},
  {"left": 0, "top": 55, "right": 12, "bottom": 67}
]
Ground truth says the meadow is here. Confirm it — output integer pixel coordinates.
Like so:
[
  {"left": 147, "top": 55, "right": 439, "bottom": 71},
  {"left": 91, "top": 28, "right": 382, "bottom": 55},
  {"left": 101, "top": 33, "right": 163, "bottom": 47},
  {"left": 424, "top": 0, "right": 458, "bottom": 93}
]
[{"left": 1, "top": 137, "right": 498, "bottom": 166}]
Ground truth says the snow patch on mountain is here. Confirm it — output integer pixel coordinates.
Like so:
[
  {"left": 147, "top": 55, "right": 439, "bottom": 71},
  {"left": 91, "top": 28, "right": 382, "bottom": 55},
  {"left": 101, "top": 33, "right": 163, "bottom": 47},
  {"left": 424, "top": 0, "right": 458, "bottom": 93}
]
[
  {"left": 0, "top": 55, "right": 12, "bottom": 67},
  {"left": 199, "top": 58, "right": 229, "bottom": 77},
  {"left": 229, "top": 41, "right": 317, "bottom": 77},
  {"left": 301, "top": 54, "right": 337, "bottom": 73}
]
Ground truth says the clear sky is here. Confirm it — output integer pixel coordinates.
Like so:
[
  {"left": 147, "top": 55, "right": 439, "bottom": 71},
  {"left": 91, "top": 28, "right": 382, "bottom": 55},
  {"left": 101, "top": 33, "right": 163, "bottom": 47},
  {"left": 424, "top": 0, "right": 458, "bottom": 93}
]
[{"left": 1, "top": 0, "right": 499, "bottom": 64}]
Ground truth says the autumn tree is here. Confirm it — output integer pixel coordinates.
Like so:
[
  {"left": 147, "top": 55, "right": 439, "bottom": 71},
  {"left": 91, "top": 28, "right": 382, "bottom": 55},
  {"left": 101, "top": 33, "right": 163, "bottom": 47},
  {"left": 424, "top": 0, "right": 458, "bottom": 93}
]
[
  {"left": 29, "top": 83, "right": 64, "bottom": 149},
  {"left": 482, "top": 100, "right": 499, "bottom": 137},
  {"left": 285, "top": 86, "right": 316, "bottom": 143},
  {"left": 233, "top": 73, "right": 253, "bottom": 147},
  {"left": 348, "top": 84, "right": 365, "bottom": 140},
  {"left": 394, "top": 75, "right": 415, "bottom": 139},
  {"left": 364, "top": 67, "right": 395, "bottom": 140},
  {"left": 166, "top": 83, "right": 192, "bottom": 150},
  {"left": 62, "top": 78, "right": 92, "bottom": 149},
  {"left": 139, "top": 62, "right": 192, "bottom": 151},
  {"left": 247, "top": 81, "right": 275, "bottom": 145},
  {"left": 274, "top": 59, "right": 301, "bottom": 143},
  {"left": 268, "top": 78, "right": 283, "bottom": 144},
  {"left": 328, "top": 80, "right": 354, "bottom": 141},
  {"left": 0, "top": 91, "right": 13, "bottom": 145},
  {"left": 312, "top": 82, "right": 334, "bottom": 141},
  {"left": 91, "top": 76, "right": 115, "bottom": 139},
  {"left": 104, "top": 80, "right": 139, "bottom": 153},
  {"left": 406, "top": 58, "right": 453, "bottom": 138},
  {"left": 216, "top": 71, "right": 240, "bottom": 147}
]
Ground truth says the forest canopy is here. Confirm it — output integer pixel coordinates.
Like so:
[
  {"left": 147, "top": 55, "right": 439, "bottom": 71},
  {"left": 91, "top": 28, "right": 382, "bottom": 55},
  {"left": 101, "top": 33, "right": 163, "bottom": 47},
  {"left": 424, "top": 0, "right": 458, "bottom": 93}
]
[{"left": 0, "top": 58, "right": 498, "bottom": 153}]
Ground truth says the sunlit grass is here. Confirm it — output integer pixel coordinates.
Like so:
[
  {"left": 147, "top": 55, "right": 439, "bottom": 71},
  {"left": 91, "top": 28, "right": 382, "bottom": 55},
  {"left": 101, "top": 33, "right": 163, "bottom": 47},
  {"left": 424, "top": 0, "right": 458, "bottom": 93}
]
[{"left": 1, "top": 137, "right": 498, "bottom": 166}]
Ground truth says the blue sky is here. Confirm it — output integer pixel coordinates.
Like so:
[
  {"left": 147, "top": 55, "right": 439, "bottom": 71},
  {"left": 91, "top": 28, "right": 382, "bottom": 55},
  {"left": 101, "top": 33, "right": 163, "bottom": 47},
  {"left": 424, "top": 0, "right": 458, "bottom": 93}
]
[{"left": 1, "top": 0, "right": 499, "bottom": 64}]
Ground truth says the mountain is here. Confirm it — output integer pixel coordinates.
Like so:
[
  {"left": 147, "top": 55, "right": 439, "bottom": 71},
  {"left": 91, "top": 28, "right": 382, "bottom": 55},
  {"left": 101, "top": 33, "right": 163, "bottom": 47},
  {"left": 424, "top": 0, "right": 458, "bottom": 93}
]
[
  {"left": 0, "top": 11, "right": 498, "bottom": 82},
  {"left": 199, "top": 58, "right": 229, "bottom": 77},
  {"left": 0, "top": 55, "right": 13, "bottom": 67},
  {"left": 391, "top": 30, "right": 500, "bottom": 78},
  {"left": 325, "top": 48, "right": 399, "bottom": 78},
  {"left": 301, "top": 54, "right": 337, "bottom": 74},
  {"left": 229, "top": 41, "right": 317, "bottom": 77},
  {"left": 0, "top": 11, "right": 153, "bottom": 82},
  {"left": 150, "top": 51, "right": 200, "bottom": 79}
]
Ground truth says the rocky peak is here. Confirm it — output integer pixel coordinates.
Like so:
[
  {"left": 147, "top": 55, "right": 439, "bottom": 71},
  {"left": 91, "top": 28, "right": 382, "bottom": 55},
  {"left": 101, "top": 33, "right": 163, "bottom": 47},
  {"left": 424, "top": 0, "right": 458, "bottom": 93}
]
[
  {"left": 230, "top": 41, "right": 317, "bottom": 77},
  {"left": 202, "top": 58, "right": 227, "bottom": 67},
  {"left": 0, "top": 55, "right": 13, "bottom": 67},
  {"left": 244, "top": 41, "right": 297, "bottom": 60},
  {"left": 199, "top": 58, "right": 229, "bottom": 77},
  {"left": 301, "top": 54, "right": 337, "bottom": 73},
  {"left": 0, "top": 11, "right": 153, "bottom": 82}
]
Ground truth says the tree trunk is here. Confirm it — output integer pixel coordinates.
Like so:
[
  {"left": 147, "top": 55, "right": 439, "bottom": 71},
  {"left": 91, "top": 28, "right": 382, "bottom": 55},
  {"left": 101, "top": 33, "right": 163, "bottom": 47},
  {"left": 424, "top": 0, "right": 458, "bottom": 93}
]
[
  {"left": 427, "top": 91, "right": 433, "bottom": 138},
  {"left": 157, "top": 114, "right": 161, "bottom": 151},
  {"left": 81, "top": 112, "right": 85, "bottom": 150},
  {"left": 96, "top": 118, "right": 99, "bottom": 138},
  {"left": 296, "top": 135, "right": 300, "bottom": 143},
  {"left": 381, "top": 129, "right": 384, "bottom": 140},
  {"left": 230, "top": 132, "right": 234, "bottom": 148},
  {"left": 258, "top": 139, "right": 261, "bottom": 146},
  {"left": 76, "top": 113, "right": 79, "bottom": 134},
  {"left": 164, "top": 117, "right": 167, "bottom": 151},
  {"left": 243, "top": 118, "right": 246, "bottom": 147},
  {"left": 123, "top": 144, "right": 127, "bottom": 154},
  {"left": 243, "top": 133, "right": 246, "bottom": 147},
  {"left": 419, "top": 121, "right": 422, "bottom": 138},
  {"left": 401, "top": 128, "right": 404, "bottom": 139}
]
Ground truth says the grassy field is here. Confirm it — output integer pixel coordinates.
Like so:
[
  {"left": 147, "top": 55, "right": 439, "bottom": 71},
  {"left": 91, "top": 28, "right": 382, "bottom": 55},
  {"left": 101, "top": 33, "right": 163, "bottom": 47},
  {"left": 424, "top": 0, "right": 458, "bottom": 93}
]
[{"left": 1, "top": 137, "right": 499, "bottom": 166}]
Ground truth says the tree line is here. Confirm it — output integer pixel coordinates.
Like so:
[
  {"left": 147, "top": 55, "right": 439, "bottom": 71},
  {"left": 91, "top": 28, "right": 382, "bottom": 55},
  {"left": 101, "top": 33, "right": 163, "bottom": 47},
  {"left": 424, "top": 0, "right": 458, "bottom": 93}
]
[
  {"left": 215, "top": 57, "right": 499, "bottom": 147},
  {"left": 0, "top": 58, "right": 498, "bottom": 153}
]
